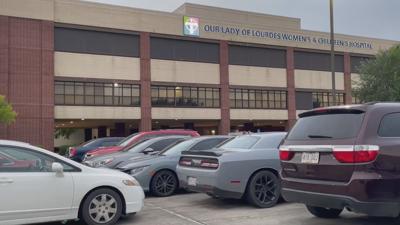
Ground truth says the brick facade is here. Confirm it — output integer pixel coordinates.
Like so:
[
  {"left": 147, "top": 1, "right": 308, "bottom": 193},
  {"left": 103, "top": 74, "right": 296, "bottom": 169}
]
[
  {"left": 139, "top": 32, "right": 152, "bottom": 132},
  {"left": 286, "top": 47, "right": 296, "bottom": 129},
  {"left": 218, "top": 40, "right": 230, "bottom": 135},
  {"left": 0, "top": 16, "right": 54, "bottom": 149}
]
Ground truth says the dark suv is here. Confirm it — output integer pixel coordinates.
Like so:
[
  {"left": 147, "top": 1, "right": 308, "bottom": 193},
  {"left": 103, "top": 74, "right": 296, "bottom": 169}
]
[{"left": 280, "top": 103, "right": 400, "bottom": 218}]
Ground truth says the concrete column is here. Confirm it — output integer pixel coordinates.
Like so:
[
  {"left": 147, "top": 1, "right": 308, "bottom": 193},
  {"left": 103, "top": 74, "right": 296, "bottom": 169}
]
[
  {"left": 286, "top": 47, "right": 296, "bottom": 129},
  {"left": 218, "top": 40, "right": 230, "bottom": 135},
  {"left": 139, "top": 32, "right": 152, "bottom": 131},
  {"left": 344, "top": 52, "right": 352, "bottom": 104}
]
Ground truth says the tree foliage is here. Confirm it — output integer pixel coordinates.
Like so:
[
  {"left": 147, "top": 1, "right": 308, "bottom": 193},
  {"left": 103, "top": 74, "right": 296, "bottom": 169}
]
[
  {"left": 0, "top": 95, "right": 16, "bottom": 125},
  {"left": 54, "top": 128, "right": 77, "bottom": 139},
  {"left": 353, "top": 45, "right": 400, "bottom": 102}
]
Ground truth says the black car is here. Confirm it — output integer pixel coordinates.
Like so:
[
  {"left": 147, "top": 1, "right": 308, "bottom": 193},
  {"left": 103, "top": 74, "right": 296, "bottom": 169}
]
[{"left": 68, "top": 137, "right": 124, "bottom": 162}]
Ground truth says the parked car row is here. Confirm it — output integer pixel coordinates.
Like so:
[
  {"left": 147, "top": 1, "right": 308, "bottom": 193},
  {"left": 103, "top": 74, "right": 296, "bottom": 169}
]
[{"left": 2, "top": 102, "right": 398, "bottom": 225}]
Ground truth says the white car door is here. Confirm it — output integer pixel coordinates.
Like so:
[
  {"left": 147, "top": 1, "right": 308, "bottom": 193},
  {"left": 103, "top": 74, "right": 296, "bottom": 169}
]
[{"left": 0, "top": 145, "right": 75, "bottom": 224}]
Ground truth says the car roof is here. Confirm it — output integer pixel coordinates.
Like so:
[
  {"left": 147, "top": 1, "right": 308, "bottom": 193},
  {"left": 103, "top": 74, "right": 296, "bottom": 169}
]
[
  {"left": 143, "top": 135, "right": 190, "bottom": 142},
  {"left": 243, "top": 132, "right": 287, "bottom": 137}
]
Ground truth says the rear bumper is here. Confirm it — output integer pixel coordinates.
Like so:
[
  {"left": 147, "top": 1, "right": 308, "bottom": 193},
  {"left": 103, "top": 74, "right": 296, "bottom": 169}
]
[
  {"left": 181, "top": 182, "right": 242, "bottom": 199},
  {"left": 282, "top": 188, "right": 400, "bottom": 217}
]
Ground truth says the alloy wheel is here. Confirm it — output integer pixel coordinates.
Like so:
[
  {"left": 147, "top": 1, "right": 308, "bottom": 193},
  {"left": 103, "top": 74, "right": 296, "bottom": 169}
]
[{"left": 89, "top": 194, "right": 118, "bottom": 224}]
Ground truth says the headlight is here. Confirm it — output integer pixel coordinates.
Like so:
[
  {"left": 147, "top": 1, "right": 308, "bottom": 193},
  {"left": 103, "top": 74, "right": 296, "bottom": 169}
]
[
  {"left": 129, "top": 166, "right": 149, "bottom": 175},
  {"left": 122, "top": 179, "right": 140, "bottom": 186}
]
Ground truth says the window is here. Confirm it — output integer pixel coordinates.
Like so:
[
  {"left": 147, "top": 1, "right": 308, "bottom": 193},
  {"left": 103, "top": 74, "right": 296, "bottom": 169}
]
[
  {"left": 150, "top": 37, "right": 219, "bottom": 63},
  {"left": 294, "top": 51, "right": 344, "bottom": 72},
  {"left": 312, "top": 92, "right": 344, "bottom": 108},
  {"left": 230, "top": 88, "right": 287, "bottom": 109},
  {"left": 378, "top": 113, "right": 400, "bottom": 137},
  {"left": 221, "top": 136, "right": 260, "bottom": 149},
  {"left": 152, "top": 85, "right": 220, "bottom": 108},
  {"left": 55, "top": 81, "right": 140, "bottom": 106},
  {"left": 55, "top": 27, "right": 139, "bottom": 57},
  {"left": 147, "top": 138, "right": 182, "bottom": 152},
  {"left": 229, "top": 45, "right": 286, "bottom": 68},
  {"left": 253, "top": 134, "right": 286, "bottom": 149},
  {"left": 351, "top": 56, "right": 372, "bottom": 73},
  {"left": 0, "top": 146, "right": 76, "bottom": 173},
  {"left": 287, "top": 113, "right": 365, "bottom": 140},
  {"left": 189, "top": 138, "right": 229, "bottom": 151}
]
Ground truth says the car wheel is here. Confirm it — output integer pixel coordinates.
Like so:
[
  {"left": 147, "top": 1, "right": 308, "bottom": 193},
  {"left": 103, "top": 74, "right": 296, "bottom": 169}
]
[
  {"left": 246, "top": 170, "right": 281, "bottom": 208},
  {"left": 306, "top": 205, "right": 343, "bottom": 218},
  {"left": 81, "top": 188, "right": 123, "bottom": 225},
  {"left": 150, "top": 170, "right": 178, "bottom": 197}
]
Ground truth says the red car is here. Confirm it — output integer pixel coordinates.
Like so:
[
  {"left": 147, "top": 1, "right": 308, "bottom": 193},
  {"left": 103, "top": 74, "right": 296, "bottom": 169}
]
[{"left": 83, "top": 130, "right": 200, "bottom": 160}]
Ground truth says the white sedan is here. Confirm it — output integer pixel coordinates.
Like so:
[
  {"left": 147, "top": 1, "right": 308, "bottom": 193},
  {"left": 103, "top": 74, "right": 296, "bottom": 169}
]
[{"left": 0, "top": 140, "right": 144, "bottom": 225}]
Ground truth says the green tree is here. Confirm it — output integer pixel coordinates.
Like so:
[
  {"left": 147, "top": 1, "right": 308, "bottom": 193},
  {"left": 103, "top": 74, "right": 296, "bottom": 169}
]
[
  {"left": 0, "top": 95, "right": 16, "bottom": 125},
  {"left": 353, "top": 45, "right": 400, "bottom": 102},
  {"left": 54, "top": 128, "right": 77, "bottom": 139}
]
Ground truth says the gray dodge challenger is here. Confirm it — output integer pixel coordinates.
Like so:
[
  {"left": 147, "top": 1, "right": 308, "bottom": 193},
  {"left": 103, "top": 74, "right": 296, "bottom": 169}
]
[
  {"left": 113, "top": 136, "right": 232, "bottom": 197},
  {"left": 176, "top": 132, "right": 286, "bottom": 208}
]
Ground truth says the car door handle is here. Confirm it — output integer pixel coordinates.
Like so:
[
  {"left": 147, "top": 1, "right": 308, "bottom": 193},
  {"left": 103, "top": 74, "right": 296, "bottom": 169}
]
[{"left": 0, "top": 178, "right": 14, "bottom": 184}]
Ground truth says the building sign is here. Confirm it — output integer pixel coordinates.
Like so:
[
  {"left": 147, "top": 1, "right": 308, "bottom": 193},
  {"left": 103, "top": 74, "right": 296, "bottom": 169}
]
[
  {"left": 200, "top": 23, "right": 373, "bottom": 49},
  {"left": 183, "top": 16, "right": 199, "bottom": 36}
]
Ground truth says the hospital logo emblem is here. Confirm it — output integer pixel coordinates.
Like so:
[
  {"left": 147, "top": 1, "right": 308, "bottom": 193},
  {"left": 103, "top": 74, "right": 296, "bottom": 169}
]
[{"left": 183, "top": 16, "right": 199, "bottom": 36}]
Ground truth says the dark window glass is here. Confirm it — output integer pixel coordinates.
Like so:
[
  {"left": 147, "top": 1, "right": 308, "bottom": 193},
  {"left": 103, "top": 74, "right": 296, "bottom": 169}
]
[
  {"left": 351, "top": 56, "right": 372, "bottom": 73},
  {"left": 294, "top": 51, "right": 344, "bottom": 72},
  {"left": 378, "top": 113, "right": 400, "bottom": 137},
  {"left": 287, "top": 113, "right": 365, "bottom": 140},
  {"left": 0, "top": 146, "right": 75, "bottom": 173},
  {"left": 151, "top": 85, "right": 220, "bottom": 108},
  {"left": 229, "top": 45, "right": 286, "bottom": 68},
  {"left": 147, "top": 138, "right": 182, "bottom": 152},
  {"left": 54, "top": 81, "right": 139, "bottom": 106},
  {"left": 55, "top": 27, "right": 139, "bottom": 57},
  {"left": 230, "top": 88, "right": 287, "bottom": 109},
  {"left": 189, "top": 138, "right": 228, "bottom": 151},
  {"left": 150, "top": 37, "right": 219, "bottom": 63}
]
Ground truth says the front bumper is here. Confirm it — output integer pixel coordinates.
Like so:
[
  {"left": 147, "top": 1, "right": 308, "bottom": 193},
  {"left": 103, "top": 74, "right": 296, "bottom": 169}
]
[{"left": 282, "top": 188, "right": 400, "bottom": 217}]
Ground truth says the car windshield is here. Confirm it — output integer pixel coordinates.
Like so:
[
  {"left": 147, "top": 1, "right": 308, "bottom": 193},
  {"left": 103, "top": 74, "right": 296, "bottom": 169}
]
[
  {"left": 159, "top": 139, "right": 196, "bottom": 156},
  {"left": 220, "top": 136, "right": 260, "bottom": 149},
  {"left": 287, "top": 113, "right": 365, "bottom": 140},
  {"left": 117, "top": 133, "right": 139, "bottom": 146},
  {"left": 123, "top": 139, "right": 152, "bottom": 153}
]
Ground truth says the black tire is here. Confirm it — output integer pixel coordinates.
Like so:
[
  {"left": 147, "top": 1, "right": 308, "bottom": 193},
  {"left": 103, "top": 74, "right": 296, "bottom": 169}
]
[
  {"left": 246, "top": 170, "right": 281, "bottom": 208},
  {"left": 150, "top": 170, "right": 178, "bottom": 197},
  {"left": 306, "top": 205, "right": 343, "bottom": 218},
  {"left": 80, "top": 188, "right": 123, "bottom": 225}
]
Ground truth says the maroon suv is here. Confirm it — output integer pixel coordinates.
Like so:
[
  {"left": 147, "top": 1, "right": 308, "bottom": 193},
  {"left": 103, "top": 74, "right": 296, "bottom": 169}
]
[{"left": 280, "top": 103, "right": 400, "bottom": 218}]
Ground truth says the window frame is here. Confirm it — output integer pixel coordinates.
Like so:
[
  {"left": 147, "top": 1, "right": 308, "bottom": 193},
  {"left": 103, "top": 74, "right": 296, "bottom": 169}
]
[{"left": 229, "top": 88, "right": 287, "bottom": 109}]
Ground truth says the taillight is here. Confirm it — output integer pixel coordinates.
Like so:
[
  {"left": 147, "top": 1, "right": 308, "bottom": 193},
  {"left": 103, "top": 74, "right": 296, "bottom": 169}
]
[
  {"left": 69, "top": 148, "right": 77, "bottom": 157},
  {"left": 279, "top": 146, "right": 295, "bottom": 161},
  {"left": 179, "top": 157, "right": 219, "bottom": 169},
  {"left": 333, "top": 145, "right": 379, "bottom": 163}
]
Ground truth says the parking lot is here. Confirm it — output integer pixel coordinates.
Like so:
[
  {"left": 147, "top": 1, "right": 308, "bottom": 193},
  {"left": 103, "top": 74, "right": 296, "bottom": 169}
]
[{"left": 50, "top": 192, "right": 399, "bottom": 225}]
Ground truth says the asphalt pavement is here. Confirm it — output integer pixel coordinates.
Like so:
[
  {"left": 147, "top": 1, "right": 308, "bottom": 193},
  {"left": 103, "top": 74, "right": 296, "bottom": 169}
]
[{"left": 45, "top": 192, "right": 399, "bottom": 225}]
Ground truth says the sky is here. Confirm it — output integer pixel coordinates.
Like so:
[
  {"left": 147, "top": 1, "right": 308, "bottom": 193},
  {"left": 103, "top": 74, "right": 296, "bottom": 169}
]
[{"left": 86, "top": 0, "right": 400, "bottom": 41}]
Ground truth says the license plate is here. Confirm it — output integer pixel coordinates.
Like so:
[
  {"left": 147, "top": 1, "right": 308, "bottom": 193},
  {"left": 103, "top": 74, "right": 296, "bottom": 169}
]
[
  {"left": 301, "top": 152, "right": 320, "bottom": 164},
  {"left": 188, "top": 177, "right": 197, "bottom": 186}
]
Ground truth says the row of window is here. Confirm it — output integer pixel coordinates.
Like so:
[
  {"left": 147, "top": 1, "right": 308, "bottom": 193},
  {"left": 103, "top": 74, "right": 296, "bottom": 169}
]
[
  {"left": 230, "top": 89, "right": 287, "bottom": 109},
  {"left": 55, "top": 81, "right": 349, "bottom": 110},
  {"left": 55, "top": 81, "right": 140, "bottom": 106},
  {"left": 151, "top": 86, "right": 220, "bottom": 108},
  {"left": 312, "top": 92, "right": 345, "bottom": 108},
  {"left": 55, "top": 27, "right": 371, "bottom": 72}
]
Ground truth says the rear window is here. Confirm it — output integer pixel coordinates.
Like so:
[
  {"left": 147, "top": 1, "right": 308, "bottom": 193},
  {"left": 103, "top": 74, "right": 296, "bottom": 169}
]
[
  {"left": 287, "top": 113, "right": 364, "bottom": 140},
  {"left": 378, "top": 113, "right": 400, "bottom": 137},
  {"left": 221, "top": 136, "right": 260, "bottom": 149}
]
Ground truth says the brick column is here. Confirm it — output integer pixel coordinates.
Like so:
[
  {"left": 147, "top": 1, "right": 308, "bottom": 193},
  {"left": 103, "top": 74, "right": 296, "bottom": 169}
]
[
  {"left": 0, "top": 17, "right": 54, "bottom": 150},
  {"left": 139, "top": 32, "right": 152, "bottom": 131},
  {"left": 344, "top": 52, "right": 352, "bottom": 104},
  {"left": 218, "top": 40, "right": 230, "bottom": 134},
  {"left": 286, "top": 47, "right": 296, "bottom": 129}
]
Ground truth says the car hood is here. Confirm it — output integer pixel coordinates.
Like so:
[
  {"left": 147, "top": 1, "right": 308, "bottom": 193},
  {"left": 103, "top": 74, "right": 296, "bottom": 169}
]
[{"left": 116, "top": 154, "right": 163, "bottom": 170}]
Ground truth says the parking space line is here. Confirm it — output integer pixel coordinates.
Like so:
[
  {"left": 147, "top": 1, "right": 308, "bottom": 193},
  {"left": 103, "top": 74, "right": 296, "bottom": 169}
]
[{"left": 147, "top": 203, "right": 208, "bottom": 225}]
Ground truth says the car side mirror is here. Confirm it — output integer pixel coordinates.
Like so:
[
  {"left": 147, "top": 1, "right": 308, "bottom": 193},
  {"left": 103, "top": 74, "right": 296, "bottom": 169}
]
[
  {"left": 52, "top": 162, "right": 64, "bottom": 176},
  {"left": 143, "top": 148, "right": 155, "bottom": 154}
]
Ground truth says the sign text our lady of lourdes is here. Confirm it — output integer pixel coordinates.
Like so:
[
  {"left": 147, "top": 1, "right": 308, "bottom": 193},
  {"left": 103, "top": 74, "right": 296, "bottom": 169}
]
[{"left": 183, "top": 16, "right": 373, "bottom": 49}]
